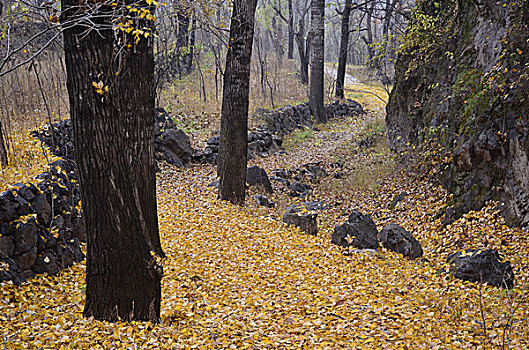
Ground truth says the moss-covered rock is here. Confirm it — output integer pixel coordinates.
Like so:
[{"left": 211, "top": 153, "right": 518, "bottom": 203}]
[{"left": 387, "top": 0, "right": 529, "bottom": 226}]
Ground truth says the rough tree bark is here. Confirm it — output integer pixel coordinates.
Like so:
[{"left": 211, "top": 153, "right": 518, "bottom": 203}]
[
  {"left": 335, "top": 0, "right": 352, "bottom": 99},
  {"left": 288, "top": 0, "right": 294, "bottom": 59},
  {"left": 62, "top": 0, "right": 164, "bottom": 322},
  {"left": 309, "top": 0, "right": 325, "bottom": 123},
  {"left": 217, "top": 0, "right": 258, "bottom": 205}
]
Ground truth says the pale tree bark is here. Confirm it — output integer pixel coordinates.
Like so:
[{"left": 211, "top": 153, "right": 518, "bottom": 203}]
[
  {"left": 335, "top": 0, "right": 352, "bottom": 99},
  {"left": 62, "top": 0, "right": 164, "bottom": 322},
  {"left": 309, "top": 0, "right": 325, "bottom": 123},
  {"left": 217, "top": 0, "right": 258, "bottom": 205},
  {"left": 288, "top": 0, "right": 294, "bottom": 59}
]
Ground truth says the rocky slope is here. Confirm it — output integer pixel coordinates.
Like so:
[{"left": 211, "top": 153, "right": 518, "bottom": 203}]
[{"left": 386, "top": 0, "right": 529, "bottom": 226}]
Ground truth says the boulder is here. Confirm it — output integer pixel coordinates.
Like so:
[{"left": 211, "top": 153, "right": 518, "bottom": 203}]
[
  {"left": 255, "top": 195, "right": 274, "bottom": 208},
  {"left": 447, "top": 249, "right": 514, "bottom": 288},
  {"left": 246, "top": 166, "right": 273, "bottom": 193},
  {"left": 157, "top": 129, "right": 193, "bottom": 167},
  {"left": 332, "top": 211, "right": 378, "bottom": 249},
  {"left": 283, "top": 204, "right": 317, "bottom": 235},
  {"left": 378, "top": 224, "right": 423, "bottom": 259},
  {"left": 32, "top": 251, "right": 60, "bottom": 275},
  {"left": 288, "top": 181, "right": 312, "bottom": 197}
]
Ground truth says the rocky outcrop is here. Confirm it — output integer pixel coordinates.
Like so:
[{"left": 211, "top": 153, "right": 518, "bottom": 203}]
[
  {"left": 447, "top": 249, "right": 514, "bottom": 288},
  {"left": 386, "top": 0, "right": 529, "bottom": 227},
  {"left": 0, "top": 159, "right": 85, "bottom": 283}
]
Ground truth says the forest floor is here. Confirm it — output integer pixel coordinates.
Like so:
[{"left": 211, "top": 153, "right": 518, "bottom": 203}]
[{"left": 1, "top": 74, "right": 528, "bottom": 349}]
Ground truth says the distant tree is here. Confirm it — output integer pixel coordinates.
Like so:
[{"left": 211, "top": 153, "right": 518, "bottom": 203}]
[
  {"left": 217, "top": 0, "right": 258, "bottom": 205},
  {"left": 0, "top": 119, "right": 7, "bottom": 166},
  {"left": 309, "top": 0, "right": 325, "bottom": 122},
  {"left": 62, "top": 0, "right": 164, "bottom": 322},
  {"left": 335, "top": 0, "right": 352, "bottom": 99},
  {"left": 287, "top": 0, "right": 294, "bottom": 59}
]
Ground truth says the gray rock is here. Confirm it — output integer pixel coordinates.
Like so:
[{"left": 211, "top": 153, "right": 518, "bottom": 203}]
[
  {"left": 255, "top": 195, "right": 274, "bottom": 208},
  {"left": 0, "top": 235, "right": 14, "bottom": 256},
  {"left": 246, "top": 166, "right": 273, "bottom": 193},
  {"left": 288, "top": 181, "right": 312, "bottom": 197},
  {"left": 378, "top": 224, "right": 423, "bottom": 259},
  {"left": 389, "top": 192, "right": 406, "bottom": 210},
  {"left": 447, "top": 249, "right": 514, "bottom": 288},
  {"left": 15, "top": 247, "right": 37, "bottom": 270},
  {"left": 283, "top": 204, "right": 317, "bottom": 235},
  {"left": 158, "top": 129, "right": 193, "bottom": 167},
  {"left": 30, "top": 194, "right": 51, "bottom": 226},
  {"left": 14, "top": 217, "right": 38, "bottom": 255},
  {"left": 32, "top": 251, "right": 59, "bottom": 275},
  {"left": 270, "top": 176, "right": 290, "bottom": 188},
  {"left": 332, "top": 211, "right": 378, "bottom": 249}
]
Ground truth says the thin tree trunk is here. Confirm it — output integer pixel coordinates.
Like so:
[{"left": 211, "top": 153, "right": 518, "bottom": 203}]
[
  {"left": 0, "top": 119, "right": 7, "bottom": 166},
  {"left": 362, "top": 1, "right": 377, "bottom": 69},
  {"left": 176, "top": 7, "right": 191, "bottom": 77},
  {"left": 309, "top": 0, "right": 325, "bottom": 123},
  {"left": 62, "top": 0, "right": 164, "bottom": 322},
  {"left": 336, "top": 0, "right": 352, "bottom": 99},
  {"left": 288, "top": 0, "right": 294, "bottom": 59},
  {"left": 185, "top": 15, "right": 196, "bottom": 73},
  {"left": 295, "top": 18, "right": 310, "bottom": 84},
  {"left": 217, "top": 0, "right": 258, "bottom": 205}
]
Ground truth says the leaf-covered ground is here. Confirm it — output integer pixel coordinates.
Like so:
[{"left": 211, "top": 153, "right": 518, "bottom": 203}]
[{"left": 1, "top": 84, "right": 528, "bottom": 349}]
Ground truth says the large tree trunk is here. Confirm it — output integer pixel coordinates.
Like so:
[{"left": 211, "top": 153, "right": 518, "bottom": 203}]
[
  {"left": 62, "top": 1, "right": 164, "bottom": 322},
  {"left": 0, "top": 119, "right": 7, "bottom": 166},
  {"left": 217, "top": 0, "right": 258, "bottom": 205},
  {"left": 335, "top": 0, "right": 352, "bottom": 99},
  {"left": 309, "top": 0, "right": 325, "bottom": 123},
  {"left": 287, "top": 0, "right": 294, "bottom": 59}
]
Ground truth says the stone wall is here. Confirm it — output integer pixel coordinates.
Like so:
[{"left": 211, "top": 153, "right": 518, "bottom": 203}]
[
  {"left": 0, "top": 159, "right": 85, "bottom": 283},
  {"left": 260, "top": 99, "right": 364, "bottom": 136},
  {"left": 32, "top": 108, "right": 194, "bottom": 169},
  {"left": 198, "top": 99, "right": 365, "bottom": 164}
]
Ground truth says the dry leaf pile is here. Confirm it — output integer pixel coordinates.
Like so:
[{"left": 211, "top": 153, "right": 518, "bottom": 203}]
[{"left": 1, "top": 85, "right": 528, "bottom": 349}]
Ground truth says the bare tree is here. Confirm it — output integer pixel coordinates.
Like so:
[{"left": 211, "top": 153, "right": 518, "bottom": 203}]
[
  {"left": 0, "top": 119, "right": 7, "bottom": 166},
  {"left": 335, "top": 0, "right": 352, "bottom": 99}
]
